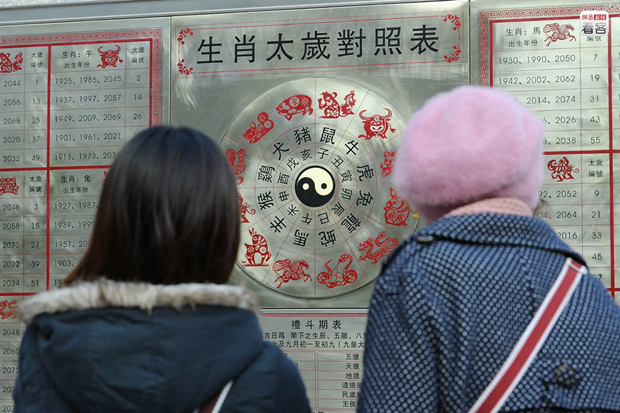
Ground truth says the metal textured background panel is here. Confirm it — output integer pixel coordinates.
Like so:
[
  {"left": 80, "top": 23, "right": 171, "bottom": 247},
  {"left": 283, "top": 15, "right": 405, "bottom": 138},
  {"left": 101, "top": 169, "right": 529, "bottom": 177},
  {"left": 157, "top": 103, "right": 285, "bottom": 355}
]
[{"left": 170, "top": 1, "right": 469, "bottom": 308}]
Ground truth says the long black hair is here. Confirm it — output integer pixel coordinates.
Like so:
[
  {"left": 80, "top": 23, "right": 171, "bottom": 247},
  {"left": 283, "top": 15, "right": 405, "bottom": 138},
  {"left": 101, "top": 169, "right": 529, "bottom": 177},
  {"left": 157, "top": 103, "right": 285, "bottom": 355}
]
[{"left": 64, "top": 126, "right": 240, "bottom": 285}]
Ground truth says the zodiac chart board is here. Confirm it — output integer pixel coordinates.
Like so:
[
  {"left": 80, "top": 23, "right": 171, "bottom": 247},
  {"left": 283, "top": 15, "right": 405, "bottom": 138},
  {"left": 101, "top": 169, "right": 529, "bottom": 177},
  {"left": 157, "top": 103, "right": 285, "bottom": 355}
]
[
  {"left": 0, "top": 22, "right": 166, "bottom": 409},
  {"left": 479, "top": 3, "right": 620, "bottom": 303},
  {"left": 222, "top": 78, "right": 419, "bottom": 298}
]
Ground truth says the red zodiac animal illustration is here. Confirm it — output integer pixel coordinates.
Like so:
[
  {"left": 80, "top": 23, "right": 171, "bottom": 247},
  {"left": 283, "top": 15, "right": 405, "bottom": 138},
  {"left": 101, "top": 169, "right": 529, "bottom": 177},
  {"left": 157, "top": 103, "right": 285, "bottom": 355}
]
[
  {"left": 272, "top": 259, "right": 312, "bottom": 288},
  {"left": 276, "top": 94, "right": 313, "bottom": 121},
  {"left": 317, "top": 254, "right": 358, "bottom": 288},
  {"left": 318, "top": 90, "right": 356, "bottom": 118},
  {"left": 244, "top": 228, "right": 272, "bottom": 266},
  {"left": 97, "top": 45, "right": 124, "bottom": 68},
  {"left": 0, "top": 300, "right": 17, "bottom": 320},
  {"left": 0, "top": 52, "right": 22, "bottom": 73},
  {"left": 0, "top": 177, "right": 19, "bottom": 196},
  {"left": 358, "top": 109, "right": 396, "bottom": 140},
  {"left": 239, "top": 194, "right": 256, "bottom": 224},
  {"left": 548, "top": 156, "right": 579, "bottom": 182},
  {"left": 384, "top": 188, "right": 410, "bottom": 226},
  {"left": 543, "top": 23, "right": 576, "bottom": 46},
  {"left": 380, "top": 151, "right": 396, "bottom": 177},
  {"left": 358, "top": 231, "right": 399, "bottom": 265},
  {"left": 243, "top": 112, "right": 274, "bottom": 144},
  {"left": 226, "top": 148, "right": 246, "bottom": 184}
]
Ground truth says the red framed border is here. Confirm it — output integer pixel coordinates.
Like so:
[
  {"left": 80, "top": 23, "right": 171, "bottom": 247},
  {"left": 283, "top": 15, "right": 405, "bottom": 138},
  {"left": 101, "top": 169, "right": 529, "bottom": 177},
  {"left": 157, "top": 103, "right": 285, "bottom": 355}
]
[{"left": 480, "top": 5, "right": 620, "bottom": 86}]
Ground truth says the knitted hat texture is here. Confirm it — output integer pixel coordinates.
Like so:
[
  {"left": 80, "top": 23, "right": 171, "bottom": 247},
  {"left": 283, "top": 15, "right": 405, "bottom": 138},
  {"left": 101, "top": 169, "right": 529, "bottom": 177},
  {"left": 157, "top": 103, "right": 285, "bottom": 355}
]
[{"left": 393, "top": 85, "right": 544, "bottom": 222}]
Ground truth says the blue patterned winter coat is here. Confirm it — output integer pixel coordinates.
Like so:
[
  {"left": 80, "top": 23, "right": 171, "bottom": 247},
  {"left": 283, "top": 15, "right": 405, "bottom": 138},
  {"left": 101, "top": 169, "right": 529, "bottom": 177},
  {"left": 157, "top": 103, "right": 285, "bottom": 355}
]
[{"left": 358, "top": 212, "right": 620, "bottom": 413}]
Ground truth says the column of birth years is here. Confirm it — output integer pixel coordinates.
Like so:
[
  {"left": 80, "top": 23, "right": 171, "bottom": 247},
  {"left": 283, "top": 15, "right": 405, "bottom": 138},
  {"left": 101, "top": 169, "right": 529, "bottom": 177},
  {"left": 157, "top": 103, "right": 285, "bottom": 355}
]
[
  {"left": 492, "top": 17, "right": 613, "bottom": 289},
  {"left": 0, "top": 45, "right": 48, "bottom": 409},
  {"left": 48, "top": 41, "right": 150, "bottom": 288}
]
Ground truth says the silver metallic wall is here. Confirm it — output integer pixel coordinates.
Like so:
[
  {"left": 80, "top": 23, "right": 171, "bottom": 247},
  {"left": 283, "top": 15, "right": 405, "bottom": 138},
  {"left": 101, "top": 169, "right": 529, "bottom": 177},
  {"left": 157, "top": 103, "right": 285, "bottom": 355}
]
[{"left": 0, "top": 1, "right": 618, "bottom": 411}]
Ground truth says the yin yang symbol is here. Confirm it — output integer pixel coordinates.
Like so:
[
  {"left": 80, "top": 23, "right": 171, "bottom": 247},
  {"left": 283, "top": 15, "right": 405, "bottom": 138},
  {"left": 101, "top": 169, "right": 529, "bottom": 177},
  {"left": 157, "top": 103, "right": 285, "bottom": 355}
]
[{"left": 295, "top": 165, "right": 336, "bottom": 208}]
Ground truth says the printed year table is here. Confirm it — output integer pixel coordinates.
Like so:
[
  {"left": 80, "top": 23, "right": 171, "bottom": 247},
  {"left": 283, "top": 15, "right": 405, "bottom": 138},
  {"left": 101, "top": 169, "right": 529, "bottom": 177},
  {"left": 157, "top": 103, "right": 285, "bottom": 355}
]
[{"left": 479, "top": 4, "right": 620, "bottom": 304}]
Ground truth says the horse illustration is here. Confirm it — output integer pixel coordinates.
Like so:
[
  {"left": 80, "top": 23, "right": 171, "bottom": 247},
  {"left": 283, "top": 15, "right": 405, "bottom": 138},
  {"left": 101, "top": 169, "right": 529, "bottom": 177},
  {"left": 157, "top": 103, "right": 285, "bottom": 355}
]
[
  {"left": 543, "top": 23, "right": 576, "bottom": 46},
  {"left": 272, "top": 259, "right": 311, "bottom": 288}
]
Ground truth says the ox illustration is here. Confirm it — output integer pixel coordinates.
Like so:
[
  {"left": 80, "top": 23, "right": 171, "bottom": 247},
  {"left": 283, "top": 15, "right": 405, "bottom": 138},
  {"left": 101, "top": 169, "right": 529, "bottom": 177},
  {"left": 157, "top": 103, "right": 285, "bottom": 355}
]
[
  {"left": 97, "top": 45, "right": 124, "bottom": 69},
  {"left": 358, "top": 109, "right": 396, "bottom": 140}
]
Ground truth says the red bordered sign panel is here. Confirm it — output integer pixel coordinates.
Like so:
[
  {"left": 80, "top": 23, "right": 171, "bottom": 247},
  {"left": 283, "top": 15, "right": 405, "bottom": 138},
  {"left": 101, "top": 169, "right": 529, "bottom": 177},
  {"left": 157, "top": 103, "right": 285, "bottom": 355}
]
[{"left": 479, "top": 4, "right": 620, "bottom": 303}]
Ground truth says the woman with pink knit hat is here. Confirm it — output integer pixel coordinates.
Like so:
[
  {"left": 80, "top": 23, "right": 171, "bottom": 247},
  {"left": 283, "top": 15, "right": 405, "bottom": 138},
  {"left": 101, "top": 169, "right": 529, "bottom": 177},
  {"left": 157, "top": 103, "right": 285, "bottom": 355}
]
[{"left": 357, "top": 86, "right": 620, "bottom": 413}]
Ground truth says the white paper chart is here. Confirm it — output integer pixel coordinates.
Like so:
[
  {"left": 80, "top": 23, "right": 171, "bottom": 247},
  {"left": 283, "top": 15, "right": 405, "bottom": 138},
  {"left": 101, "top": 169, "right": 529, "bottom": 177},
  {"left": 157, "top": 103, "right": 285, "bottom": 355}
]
[
  {"left": 479, "top": 4, "right": 620, "bottom": 305},
  {"left": 260, "top": 310, "right": 367, "bottom": 412}
]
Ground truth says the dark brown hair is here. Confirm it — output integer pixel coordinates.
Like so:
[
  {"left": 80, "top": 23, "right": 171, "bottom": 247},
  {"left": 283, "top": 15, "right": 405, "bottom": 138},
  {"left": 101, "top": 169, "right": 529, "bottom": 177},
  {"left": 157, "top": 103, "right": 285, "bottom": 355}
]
[{"left": 64, "top": 126, "right": 240, "bottom": 286}]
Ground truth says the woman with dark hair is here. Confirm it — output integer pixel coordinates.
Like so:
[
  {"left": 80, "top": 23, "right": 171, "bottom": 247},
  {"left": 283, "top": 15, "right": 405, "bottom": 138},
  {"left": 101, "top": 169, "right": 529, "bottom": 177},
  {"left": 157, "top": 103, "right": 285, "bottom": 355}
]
[{"left": 13, "top": 126, "right": 311, "bottom": 413}]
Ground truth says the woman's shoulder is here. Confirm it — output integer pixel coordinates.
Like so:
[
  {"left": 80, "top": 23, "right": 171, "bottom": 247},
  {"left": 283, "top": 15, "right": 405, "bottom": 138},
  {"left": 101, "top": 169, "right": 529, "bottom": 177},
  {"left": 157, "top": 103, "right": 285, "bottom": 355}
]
[{"left": 389, "top": 214, "right": 577, "bottom": 268}]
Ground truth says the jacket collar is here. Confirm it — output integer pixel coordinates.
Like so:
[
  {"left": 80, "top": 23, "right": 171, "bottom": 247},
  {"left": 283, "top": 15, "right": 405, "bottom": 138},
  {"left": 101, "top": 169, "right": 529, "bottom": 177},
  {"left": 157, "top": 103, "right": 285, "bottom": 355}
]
[
  {"left": 445, "top": 198, "right": 532, "bottom": 218},
  {"left": 18, "top": 279, "right": 261, "bottom": 324},
  {"left": 415, "top": 213, "right": 577, "bottom": 258}
]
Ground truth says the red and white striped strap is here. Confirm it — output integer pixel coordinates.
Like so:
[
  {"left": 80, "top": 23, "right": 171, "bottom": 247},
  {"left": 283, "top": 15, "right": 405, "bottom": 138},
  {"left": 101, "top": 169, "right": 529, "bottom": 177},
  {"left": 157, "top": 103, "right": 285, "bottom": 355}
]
[{"left": 468, "top": 257, "right": 587, "bottom": 413}]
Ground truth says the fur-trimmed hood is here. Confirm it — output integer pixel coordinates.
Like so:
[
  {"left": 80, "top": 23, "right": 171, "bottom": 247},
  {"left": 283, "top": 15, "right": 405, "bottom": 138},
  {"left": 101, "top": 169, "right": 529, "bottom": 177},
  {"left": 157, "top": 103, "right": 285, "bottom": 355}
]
[
  {"left": 13, "top": 279, "right": 273, "bottom": 413},
  {"left": 18, "top": 279, "right": 261, "bottom": 324}
]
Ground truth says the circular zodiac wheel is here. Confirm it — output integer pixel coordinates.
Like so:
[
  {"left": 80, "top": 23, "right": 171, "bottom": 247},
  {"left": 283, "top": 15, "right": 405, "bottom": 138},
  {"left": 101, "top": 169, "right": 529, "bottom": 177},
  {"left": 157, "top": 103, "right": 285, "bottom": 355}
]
[{"left": 221, "top": 78, "right": 418, "bottom": 298}]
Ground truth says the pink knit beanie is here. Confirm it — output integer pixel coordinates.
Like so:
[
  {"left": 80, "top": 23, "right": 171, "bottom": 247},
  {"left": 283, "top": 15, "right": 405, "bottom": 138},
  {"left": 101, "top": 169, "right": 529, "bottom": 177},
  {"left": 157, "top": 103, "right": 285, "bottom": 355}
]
[{"left": 393, "top": 86, "right": 544, "bottom": 223}]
